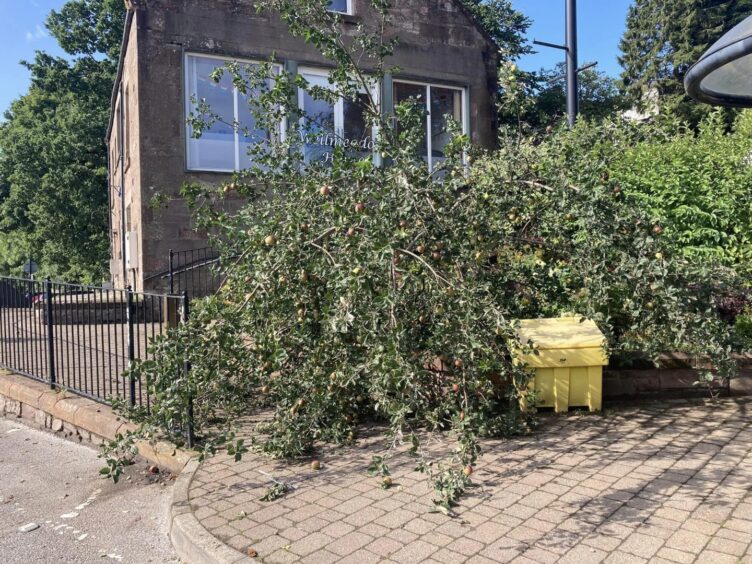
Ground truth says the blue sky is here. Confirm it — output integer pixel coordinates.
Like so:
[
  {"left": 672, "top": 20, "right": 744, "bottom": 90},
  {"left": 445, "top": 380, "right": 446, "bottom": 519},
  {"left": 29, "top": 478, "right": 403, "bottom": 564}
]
[
  {"left": 0, "top": 0, "right": 633, "bottom": 116},
  {"left": 515, "top": 0, "right": 632, "bottom": 77},
  {"left": 0, "top": 0, "right": 66, "bottom": 115}
]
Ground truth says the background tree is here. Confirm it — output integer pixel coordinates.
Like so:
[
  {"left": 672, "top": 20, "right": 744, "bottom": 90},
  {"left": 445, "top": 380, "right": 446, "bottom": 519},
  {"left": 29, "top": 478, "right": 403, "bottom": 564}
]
[
  {"left": 618, "top": 0, "right": 752, "bottom": 125},
  {"left": 0, "top": 0, "right": 124, "bottom": 281},
  {"left": 497, "top": 63, "right": 627, "bottom": 132},
  {"left": 534, "top": 63, "right": 627, "bottom": 127}
]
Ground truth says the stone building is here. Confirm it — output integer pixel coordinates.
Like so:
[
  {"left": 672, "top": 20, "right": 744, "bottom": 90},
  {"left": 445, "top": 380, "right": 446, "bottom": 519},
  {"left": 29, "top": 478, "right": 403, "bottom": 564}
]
[{"left": 107, "top": 0, "right": 499, "bottom": 291}]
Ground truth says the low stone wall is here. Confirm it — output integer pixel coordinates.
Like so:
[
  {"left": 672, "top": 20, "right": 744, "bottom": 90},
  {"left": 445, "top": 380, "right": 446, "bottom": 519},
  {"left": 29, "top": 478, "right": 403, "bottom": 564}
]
[
  {"left": 0, "top": 370, "right": 193, "bottom": 473},
  {"left": 32, "top": 296, "right": 168, "bottom": 325},
  {"left": 604, "top": 353, "right": 752, "bottom": 400}
]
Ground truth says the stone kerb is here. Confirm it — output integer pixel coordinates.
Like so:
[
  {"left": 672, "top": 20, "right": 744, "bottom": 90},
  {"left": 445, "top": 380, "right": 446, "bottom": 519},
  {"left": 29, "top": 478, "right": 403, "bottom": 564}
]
[
  {"left": 170, "top": 459, "right": 256, "bottom": 564},
  {"left": 0, "top": 369, "right": 194, "bottom": 474}
]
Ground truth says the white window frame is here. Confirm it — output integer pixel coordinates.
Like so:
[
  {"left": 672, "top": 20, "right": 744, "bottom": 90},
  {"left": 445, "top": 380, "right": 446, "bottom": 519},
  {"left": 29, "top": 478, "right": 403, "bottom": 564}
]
[
  {"left": 184, "top": 52, "right": 282, "bottom": 173},
  {"left": 297, "top": 66, "right": 380, "bottom": 164},
  {"left": 393, "top": 79, "right": 469, "bottom": 169},
  {"left": 327, "top": 0, "right": 352, "bottom": 15},
  {"left": 183, "top": 55, "right": 472, "bottom": 172}
]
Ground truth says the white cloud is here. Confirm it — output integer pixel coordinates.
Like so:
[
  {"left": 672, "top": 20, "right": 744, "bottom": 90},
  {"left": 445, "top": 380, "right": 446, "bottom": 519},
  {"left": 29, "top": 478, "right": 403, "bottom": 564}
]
[{"left": 25, "top": 25, "right": 48, "bottom": 42}]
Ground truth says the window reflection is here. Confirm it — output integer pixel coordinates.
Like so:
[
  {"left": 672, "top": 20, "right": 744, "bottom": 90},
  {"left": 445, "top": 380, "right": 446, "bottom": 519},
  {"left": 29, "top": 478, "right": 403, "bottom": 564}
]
[
  {"left": 394, "top": 81, "right": 464, "bottom": 169},
  {"left": 300, "top": 73, "right": 336, "bottom": 164},
  {"left": 238, "top": 66, "right": 274, "bottom": 170},
  {"left": 393, "top": 82, "right": 428, "bottom": 158},
  {"left": 300, "top": 73, "right": 375, "bottom": 164},
  {"left": 186, "top": 55, "right": 276, "bottom": 172},
  {"left": 187, "top": 56, "right": 236, "bottom": 171},
  {"left": 431, "top": 87, "right": 462, "bottom": 164},
  {"left": 328, "top": 0, "right": 349, "bottom": 13},
  {"left": 343, "top": 93, "right": 373, "bottom": 159}
]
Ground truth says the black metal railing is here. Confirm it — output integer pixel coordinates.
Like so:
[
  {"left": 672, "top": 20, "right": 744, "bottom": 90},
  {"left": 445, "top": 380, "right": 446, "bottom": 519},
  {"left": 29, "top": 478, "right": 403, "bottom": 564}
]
[
  {"left": 166, "top": 247, "right": 223, "bottom": 298},
  {"left": 0, "top": 276, "right": 188, "bottom": 411}
]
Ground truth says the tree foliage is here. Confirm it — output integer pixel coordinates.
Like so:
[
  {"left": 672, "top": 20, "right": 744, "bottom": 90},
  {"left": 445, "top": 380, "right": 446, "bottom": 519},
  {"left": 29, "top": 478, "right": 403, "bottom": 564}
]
[
  {"left": 47, "top": 0, "right": 125, "bottom": 59},
  {"left": 497, "top": 63, "right": 629, "bottom": 135},
  {"left": 104, "top": 0, "right": 740, "bottom": 510},
  {"left": 618, "top": 0, "right": 752, "bottom": 125},
  {"left": 0, "top": 0, "right": 124, "bottom": 281},
  {"left": 499, "top": 62, "right": 627, "bottom": 130},
  {"left": 536, "top": 63, "right": 627, "bottom": 124}
]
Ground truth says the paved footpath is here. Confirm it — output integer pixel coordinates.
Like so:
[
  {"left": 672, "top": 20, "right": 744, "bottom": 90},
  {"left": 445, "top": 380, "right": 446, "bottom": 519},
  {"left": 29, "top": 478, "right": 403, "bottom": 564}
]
[
  {"left": 0, "top": 418, "right": 177, "bottom": 564},
  {"left": 189, "top": 398, "right": 752, "bottom": 563}
]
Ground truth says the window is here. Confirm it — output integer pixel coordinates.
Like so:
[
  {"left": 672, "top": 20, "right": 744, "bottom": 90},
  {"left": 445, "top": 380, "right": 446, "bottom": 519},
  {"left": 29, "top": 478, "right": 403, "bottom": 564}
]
[
  {"left": 183, "top": 55, "right": 469, "bottom": 171},
  {"left": 393, "top": 80, "right": 467, "bottom": 169},
  {"left": 185, "top": 54, "right": 278, "bottom": 172},
  {"left": 298, "top": 68, "right": 376, "bottom": 165},
  {"left": 327, "top": 0, "right": 351, "bottom": 14}
]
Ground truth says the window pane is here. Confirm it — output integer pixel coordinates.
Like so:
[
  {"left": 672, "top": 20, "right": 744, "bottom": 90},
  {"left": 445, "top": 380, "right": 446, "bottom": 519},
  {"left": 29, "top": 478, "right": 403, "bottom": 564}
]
[
  {"left": 393, "top": 82, "right": 428, "bottom": 158},
  {"left": 328, "top": 0, "right": 348, "bottom": 13},
  {"left": 237, "top": 65, "right": 273, "bottom": 169},
  {"left": 342, "top": 93, "right": 373, "bottom": 159},
  {"left": 186, "top": 56, "right": 236, "bottom": 171},
  {"left": 300, "top": 73, "right": 336, "bottom": 164},
  {"left": 430, "top": 87, "right": 463, "bottom": 162}
]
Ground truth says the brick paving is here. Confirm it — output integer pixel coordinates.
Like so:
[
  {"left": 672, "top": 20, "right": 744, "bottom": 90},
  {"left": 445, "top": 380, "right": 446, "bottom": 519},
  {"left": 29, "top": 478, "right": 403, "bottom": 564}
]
[{"left": 189, "top": 398, "right": 752, "bottom": 563}]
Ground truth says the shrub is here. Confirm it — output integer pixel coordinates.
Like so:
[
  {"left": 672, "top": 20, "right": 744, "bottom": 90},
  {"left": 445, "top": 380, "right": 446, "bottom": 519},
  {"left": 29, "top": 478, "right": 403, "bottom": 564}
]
[
  {"left": 612, "top": 110, "right": 752, "bottom": 274},
  {"left": 734, "top": 309, "right": 752, "bottom": 350}
]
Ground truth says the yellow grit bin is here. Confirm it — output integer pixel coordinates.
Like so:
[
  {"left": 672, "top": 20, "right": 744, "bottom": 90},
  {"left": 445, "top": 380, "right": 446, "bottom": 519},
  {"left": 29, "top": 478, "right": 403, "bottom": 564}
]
[{"left": 516, "top": 317, "right": 608, "bottom": 413}]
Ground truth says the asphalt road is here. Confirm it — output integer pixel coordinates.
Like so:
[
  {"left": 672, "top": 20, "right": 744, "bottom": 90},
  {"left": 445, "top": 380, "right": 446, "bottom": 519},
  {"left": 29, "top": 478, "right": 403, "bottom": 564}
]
[{"left": 0, "top": 418, "right": 178, "bottom": 563}]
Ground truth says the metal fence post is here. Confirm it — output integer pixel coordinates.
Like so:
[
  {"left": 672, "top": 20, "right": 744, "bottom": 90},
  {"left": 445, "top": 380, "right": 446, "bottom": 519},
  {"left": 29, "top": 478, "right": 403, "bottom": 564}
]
[
  {"left": 181, "top": 291, "right": 195, "bottom": 448},
  {"left": 168, "top": 249, "right": 175, "bottom": 295},
  {"left": 44, "top": 278, "right": 56, "bottom": 390},
  {"left": 126, "top": 286, "right": 136, "bottom": 407}
]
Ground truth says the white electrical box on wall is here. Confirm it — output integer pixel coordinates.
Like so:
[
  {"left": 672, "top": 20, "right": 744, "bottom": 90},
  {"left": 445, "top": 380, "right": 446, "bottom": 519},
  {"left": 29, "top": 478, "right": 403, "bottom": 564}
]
[{"left": 125, "top": 231, "right": 138, "bottom": 271}]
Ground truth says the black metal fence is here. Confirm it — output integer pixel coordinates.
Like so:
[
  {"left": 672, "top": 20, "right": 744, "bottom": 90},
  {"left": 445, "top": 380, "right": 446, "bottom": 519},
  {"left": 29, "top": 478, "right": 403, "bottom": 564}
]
[
  {"left": 166, "top": 247, "right": 223, "bottom": 298},
  {"left": 0, "top": 275, "right": 186, "bottom": 410}
]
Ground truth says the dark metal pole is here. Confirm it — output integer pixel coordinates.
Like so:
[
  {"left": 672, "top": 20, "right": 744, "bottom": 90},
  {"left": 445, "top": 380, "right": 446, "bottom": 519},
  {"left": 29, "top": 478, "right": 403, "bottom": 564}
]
[
  {"left": 182, "top": 291, "right": 194, "bottom": 448},
  {"left": 566, "top": 0, "right": 579, "bottom": 126},
  {"left": 168, "top": 249, "right": 175, "bottom": 295},
  {"left": 44, "top": 278, "right": 56, "bottom": 390},
  {"left": 126, "top": 286, "right": 136, "bottom": 407}
]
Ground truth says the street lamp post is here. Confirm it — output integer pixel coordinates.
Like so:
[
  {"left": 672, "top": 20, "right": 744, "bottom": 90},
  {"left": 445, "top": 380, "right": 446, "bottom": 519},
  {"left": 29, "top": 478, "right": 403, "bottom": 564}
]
[
  {"left": 534, "top": 0, "right": 581, "bottom": 127},
  {"left": 565, "top": 0, "right": 579, "bottom": 126}
]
